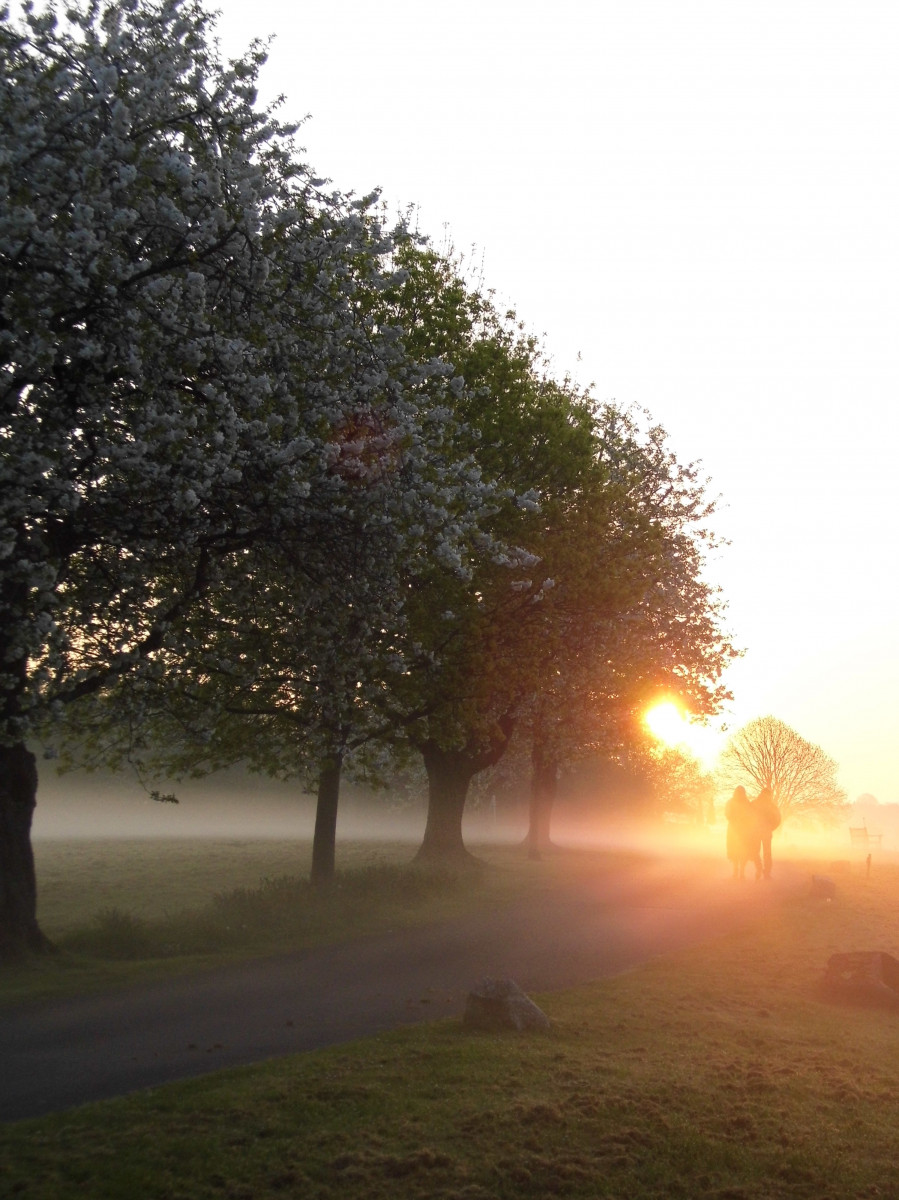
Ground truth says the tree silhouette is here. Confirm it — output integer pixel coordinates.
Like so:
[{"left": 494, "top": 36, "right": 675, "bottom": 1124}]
[{"left": 718, "top": 716, "right": 846, "bottom": 822}]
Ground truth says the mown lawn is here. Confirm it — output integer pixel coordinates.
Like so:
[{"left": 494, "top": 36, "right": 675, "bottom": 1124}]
[
  {"left": 2, "top": 842, "right": 898, "bottom": 1197},
  {"left": 4, "top": 838, "right": 624, "bottom": 1006}
]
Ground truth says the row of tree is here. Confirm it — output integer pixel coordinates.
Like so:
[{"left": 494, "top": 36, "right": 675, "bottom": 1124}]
[
  {"left": 466, "top": 713, "right": 848, "bottom": 833},
  {"left": 0, "top": 0, "right": 736, "bottom": 960},
  {"left": 622, "top": 713, "right": 848, "bottom": 827}
]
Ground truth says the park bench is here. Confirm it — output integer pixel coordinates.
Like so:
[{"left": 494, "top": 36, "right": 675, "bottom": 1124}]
[{"left": 850, "top": 825, "right": 883, "bottom": 848}]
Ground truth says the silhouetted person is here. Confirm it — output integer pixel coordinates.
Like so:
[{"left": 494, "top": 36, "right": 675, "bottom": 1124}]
[
  {"left": 752, "top": 786, "right": 781, "bottom": 880},
  {"left": 724, "top": 786, "right": 761, "bottom": 880}
]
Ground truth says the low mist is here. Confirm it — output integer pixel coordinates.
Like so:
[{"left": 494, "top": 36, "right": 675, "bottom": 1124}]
[
  {"left": 32, "top": 762, "right": 886, "bottom": 873},
  {"left": 32, "top": 767, "right": 426, "bottom": 843}
]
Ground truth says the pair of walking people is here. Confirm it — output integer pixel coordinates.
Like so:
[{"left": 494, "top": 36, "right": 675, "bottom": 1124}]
[{"left": 725, "top": 785, "right": 781, "bottom": 880}]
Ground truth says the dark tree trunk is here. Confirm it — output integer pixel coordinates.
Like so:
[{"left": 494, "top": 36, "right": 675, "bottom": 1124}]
[
  {"left": 414, "top": 718, "right": 515, "bottom": 865},
  {"left": 415, "top": 743, "right": 479, "bottom": 864},
  {"left": 0, "top": 742, "right": 54, "bottom": 962},
  {"left": 310, "top": 749, "right": 344, "bottom": 888},
  {"left": 526, "top": 738, "right": 559, "bottom": 860}
]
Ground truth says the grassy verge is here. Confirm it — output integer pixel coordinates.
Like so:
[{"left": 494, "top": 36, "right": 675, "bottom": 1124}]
[
  {"left": 3, "top": 839, "right": 618, "bottom": 1007},
  {"left": 3, "top": 853, "right": 899, "bottom": 1196}
]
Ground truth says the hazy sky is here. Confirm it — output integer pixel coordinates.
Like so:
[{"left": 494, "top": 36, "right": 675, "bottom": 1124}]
[{"left": 212, "top": 0, "right": 898, "bottom": 802}]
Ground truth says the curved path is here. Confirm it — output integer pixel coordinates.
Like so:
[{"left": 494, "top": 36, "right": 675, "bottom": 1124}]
[{"left": 0, "top": 855, "right": 801, "bottom": 1123}]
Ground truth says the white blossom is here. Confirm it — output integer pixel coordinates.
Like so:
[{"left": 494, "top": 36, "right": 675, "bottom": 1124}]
[{"left": 1, "top": 0, "right": 497, "bottom": 762}]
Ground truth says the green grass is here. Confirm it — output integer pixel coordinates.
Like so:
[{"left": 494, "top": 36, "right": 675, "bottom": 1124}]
[
  {"left": 4, "top": 845, "right": 899, "bottom": 1196},
  {"left": 2, "top": 838, "right": 590, "bottom": 1007},
  {"left": 31, "top": 837, "right": 325, "bottom": 932}
]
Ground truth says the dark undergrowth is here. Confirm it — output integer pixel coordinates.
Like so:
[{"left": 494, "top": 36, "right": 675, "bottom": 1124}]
[{"left": 62, "top": 864, "right": 470, "bottom": 961}]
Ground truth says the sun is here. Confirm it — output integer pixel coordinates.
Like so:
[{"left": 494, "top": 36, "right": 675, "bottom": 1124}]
[
  {"left": 644, "top": 701, "right": 723, "bottom": 768},
  {"left": 644, "top": 701, "right": 688, "bottom": 746}
]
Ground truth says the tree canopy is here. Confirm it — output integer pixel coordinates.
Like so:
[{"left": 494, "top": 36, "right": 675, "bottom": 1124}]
[
  {"left": 0, "top": 0, "right": 490, "bottom": 952},
  {"left": 366, "top": 246, "right": 737, "bottom": 860}
]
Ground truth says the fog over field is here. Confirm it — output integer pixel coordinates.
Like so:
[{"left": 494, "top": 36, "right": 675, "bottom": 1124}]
[
  {"left": 30, "top": 762, "right": 883, "bottom": 870},
  {"left": 29, "top": 764, "right": 659, "bottom": 850},
  {"left": 31, "top": 765, "right": 548, "bottom": 846},
  {"left": 31, "top": 768, "right": 429, "bottom": 842}
]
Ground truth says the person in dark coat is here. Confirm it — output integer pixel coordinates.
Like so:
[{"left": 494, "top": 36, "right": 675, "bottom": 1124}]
[
  {"left": 724, "top": 786, "right": 761, "bottom": 880},
  {"left": 752, "top": 786, "right": 781, "bottom": 880}
]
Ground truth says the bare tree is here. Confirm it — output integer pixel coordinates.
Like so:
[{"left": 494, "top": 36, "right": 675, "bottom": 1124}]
[{"left": 718, "top": 716, "right": 846, "bottom": 823}]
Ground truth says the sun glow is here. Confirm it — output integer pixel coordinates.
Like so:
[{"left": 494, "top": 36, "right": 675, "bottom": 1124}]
[
  {"left": 645, "top": 701, "right": 686, "bottom": 745},
  {"left": 644, "top": 702, "right": 722, "bottom": 768}
]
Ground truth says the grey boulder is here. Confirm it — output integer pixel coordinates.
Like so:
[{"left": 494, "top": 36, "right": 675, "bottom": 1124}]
[{"left": 463, "top": 977, "right": 551, "bottom": 1032}]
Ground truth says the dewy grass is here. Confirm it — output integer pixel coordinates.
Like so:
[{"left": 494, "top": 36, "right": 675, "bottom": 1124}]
[
  {"left": 4, "top": 852, "right": 899, "bottom": 1196},
  {"left": 31, "top": 838, "right": 417, "bottom": 933},
  {"left": 86, "top": 862, "right": 478, "bottom": 959},
  {"left": 2, "top": 840, "right": 550, "bottom": 1005},
  {"left": 61, "top": 865, "right": 469, "bottom": 961},
  {"left": 65, "top": 907, "right": 156, "bottom": 960}
]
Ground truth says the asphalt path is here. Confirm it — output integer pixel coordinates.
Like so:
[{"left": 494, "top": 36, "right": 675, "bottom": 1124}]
[{"left": 0, "top": 855, "right": 802, "bottom": 1123}]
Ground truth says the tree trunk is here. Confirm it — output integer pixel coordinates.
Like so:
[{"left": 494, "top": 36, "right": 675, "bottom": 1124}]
[
  {"left": 415, "top": 743, "right": 479, "bottom": 864},
  {"left": 0, "top": 742, "right": 54, "bottom": 962},
  {"left": 310, "top": 749, "right": 343, "bottom": 888},
  {"left": 526, "top": 739, "right": 559, "bottom": 860},
  {"left": 414, "top": 719, "right": 515, "bottom": 865}
]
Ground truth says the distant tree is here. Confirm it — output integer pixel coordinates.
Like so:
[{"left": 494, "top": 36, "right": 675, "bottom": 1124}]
[
  {"left": 717, "top": 716, "right": 847, "bottom": 823},
  {"left": 637, "top": 745, "right": 717, "bottom": 824},
  {"left": 849, "top": 793, "right": 880, "bottom": 834}
]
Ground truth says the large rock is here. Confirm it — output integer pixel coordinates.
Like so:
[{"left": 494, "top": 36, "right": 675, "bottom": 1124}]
[
  {"left": 822, "top": 951, "right": 899, "bottom": 1009},
  {"left": 463, "top": 977, "right": 551, "bottom": 1032}
]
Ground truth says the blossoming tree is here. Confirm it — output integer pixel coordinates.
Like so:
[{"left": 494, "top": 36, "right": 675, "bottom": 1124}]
[{"left": 0, "top": 0, "right": 485, "bottom": 956}]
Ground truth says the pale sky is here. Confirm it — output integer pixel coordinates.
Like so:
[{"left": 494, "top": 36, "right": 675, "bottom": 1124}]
[{"left": 213, "top": 0, "right": 899, "bottom": 803}]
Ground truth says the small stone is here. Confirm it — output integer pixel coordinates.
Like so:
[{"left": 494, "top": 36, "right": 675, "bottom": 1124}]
[{"left": 463, "top": 977, "right": 550, "bottom": 1032}]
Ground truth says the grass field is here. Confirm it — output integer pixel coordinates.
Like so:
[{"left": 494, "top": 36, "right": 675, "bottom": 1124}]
[
  {"left": 3, "top": 839, "right": 899, "bottom": 1198},
  {"left": 3, "top": 837, "right": 591, "bottom": 1006}
]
